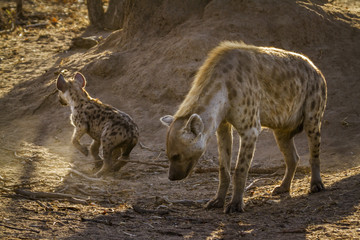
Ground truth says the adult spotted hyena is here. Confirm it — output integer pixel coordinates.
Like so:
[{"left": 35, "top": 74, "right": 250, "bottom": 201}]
[
  {"left": 160, "top": 41, "right": 327, "bottom": 213},
  {"left": 56, "top": 72, "right": 139, "bottom": 177}
]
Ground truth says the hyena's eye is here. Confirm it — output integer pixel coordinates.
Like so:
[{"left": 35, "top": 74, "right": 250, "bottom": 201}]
[{"left": 171, "top": 154, "right": 181, "bottom": 162}]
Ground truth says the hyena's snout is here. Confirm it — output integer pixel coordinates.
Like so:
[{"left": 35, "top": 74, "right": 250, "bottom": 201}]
[
  {"left": 168, "top": 168, "right": 187, "bottom": 181},
  {"left": 168, "top": 160, "right": 196, "bottom": 181}
]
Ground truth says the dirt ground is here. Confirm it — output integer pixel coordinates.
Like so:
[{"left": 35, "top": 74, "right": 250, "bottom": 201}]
[{"left": 0, "top": 0, "right": 359, "bottom": 239}]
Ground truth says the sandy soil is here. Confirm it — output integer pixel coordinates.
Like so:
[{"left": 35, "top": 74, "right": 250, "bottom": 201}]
[{"left": 0, "top": 0, "right": 359, "bottom": 239}]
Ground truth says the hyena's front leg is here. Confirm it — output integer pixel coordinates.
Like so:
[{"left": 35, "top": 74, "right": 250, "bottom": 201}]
[
  {"left": 71, "top": 127, "right": 88, "bottom": 156},
  {"left": 225, "top": 129, "right": 258, "bottom": 213},
  {"left": 206, "top": 121, "right": 232, "bottom": 209}
]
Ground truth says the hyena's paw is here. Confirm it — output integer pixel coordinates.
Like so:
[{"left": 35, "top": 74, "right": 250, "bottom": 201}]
[
  {"left": 79, "top": 147, "right": 89, "bottom": 156},
  {"left": 310, "top": 180, "right": 325, "bottom": 193},
  {"left": 224, "top": 200, "right": 244, "bottom": 214},
  {"left": 272, "top": 185, "right": 290, "bottom": 196},
  {"left": 94, "top": 160, "right": 103, "bottom": 170},
  {"left": 112, "top": 160, "right": 127, "bottom": 172},
  {"left": 205, "top": 198, "right": 225, "bottom": 209}
]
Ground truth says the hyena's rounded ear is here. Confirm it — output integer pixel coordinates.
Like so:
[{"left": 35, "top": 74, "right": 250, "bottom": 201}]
[
  {"left": 74, "top": 72, "right": 86, "bottom": 88},
  {"left": 160, "top": 115, "right": 174, "bottom": 127},
  {"left": 56, "top": 74, "right": 67, "bottom": 92},
  {"left": 185, "top": 114, "right": 204, "bottom": 137}
]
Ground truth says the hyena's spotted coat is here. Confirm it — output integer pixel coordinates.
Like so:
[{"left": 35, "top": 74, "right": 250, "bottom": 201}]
[
  {"left": 161, "top": 41, "right": 327, "bottom": 213},
  {"left": 56, "top": 72, "right": 139, "bottom": 177}
]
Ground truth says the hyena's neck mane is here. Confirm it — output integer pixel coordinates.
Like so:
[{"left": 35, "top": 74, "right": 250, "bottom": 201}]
[{"left": 175, "top": 41, "right": 250, "bottom": 119}]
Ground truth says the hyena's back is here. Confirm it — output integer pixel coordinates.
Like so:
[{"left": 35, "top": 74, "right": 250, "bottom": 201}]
[{"left": 212, "top": 43, "right": 327, "bottom": 131}]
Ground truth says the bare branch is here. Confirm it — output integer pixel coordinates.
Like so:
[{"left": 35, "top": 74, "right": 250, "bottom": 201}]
[{"left": 14, "top": 189, "right": 88, "bottom": 204}]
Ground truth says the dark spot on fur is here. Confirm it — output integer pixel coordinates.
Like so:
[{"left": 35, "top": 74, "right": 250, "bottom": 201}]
[
  {"left": 226, "top": 148, "right": 231, "bottom": 156},
  {"left": 110, "top": 132, "right": 117, "bottom": 136},
  {"left": 259, "top": 64, "right": 263, "bottom": 72},
  {"left": 311, "top": 100, "right": 316, "bottom": 110},
  {"left": 196, "top": 106, "right": 206, "bottom": 114},
  {"left": 246, "top": 154, "right": 252, "bottom": 159},
  {"left": 240, "top": 167, "right": 245, "bottom": 172},
  {"left": 276, "top": 91, "right": 281, "bottom": 99}
]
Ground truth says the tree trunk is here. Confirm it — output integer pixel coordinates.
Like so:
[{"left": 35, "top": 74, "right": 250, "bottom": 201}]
[
  {"left": 103, "top": 0, "right": 125, "bottom": 30},
  {"left": 87, "top": 0, "right": 125, "bottom": 30},
  {"left": 87, "top": 0, "right": 209, "bottom": 32},
  {"left": 16, "top": 0, "right": 24, "bottom": 19},
  {"left": 87, "top": 0, "right": 104, "bottom": 27}
]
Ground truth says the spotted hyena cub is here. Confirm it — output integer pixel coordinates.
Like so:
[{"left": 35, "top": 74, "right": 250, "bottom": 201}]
[
  {"left": 56, "top": 72, "right": 139, "bottom": 177},
  {"left": 161, "top": 41, "right": 327, "bottom": 213}
]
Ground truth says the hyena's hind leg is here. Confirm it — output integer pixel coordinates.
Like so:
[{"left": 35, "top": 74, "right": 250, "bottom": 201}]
[
  {"left": 90, "top": 140, "right": 102, "bottom": 169},
  {"left": 304, "top": 80, "right": 326, "bottom": 193},
  {"left": 95, "top": 143, "right": 113, "bottom": 177},
  {"left": 304, "top": 116, "right": 325, "bottom": 193},
  {"left": 113, "top": 139, "right": 137, "bottom": 172},
  {"left": 272, "top": 129, "right": 300, "bottom": 195}
]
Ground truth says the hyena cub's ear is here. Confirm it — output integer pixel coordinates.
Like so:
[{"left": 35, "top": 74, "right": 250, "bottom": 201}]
[
  {"left": 56, "top": 74, "right": 68, "bottom": 92},
  {"left": 74, "top": 72, "right": 86, "bottom": 88},
  {"left": 160, "top": 115, "right": 174, "bottom": 127}
]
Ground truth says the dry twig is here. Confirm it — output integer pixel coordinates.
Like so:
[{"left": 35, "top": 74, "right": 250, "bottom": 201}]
[
  {"left": 132, "top": 205, "right": 169, "bottom": 215},
  {"left": 245, "top": 178, "right": 274, "bottom": 191},
  {"left": 68, "top": 169, "right": 108, "bottom": 183},
  {"left": 120, "top": 159, "right": 168, "bottom": 168},
  {"left": 0, "top": 222, "right": 40, "bottom": 233},
  {"left": 139, "top": 142, "right": 159, "bottom": 152},
  {"left": 195, "top": 166, "right": 310, "bottom": 175},
  {"left": 14, "top": 189, "right": 88, "bottom": 204}
]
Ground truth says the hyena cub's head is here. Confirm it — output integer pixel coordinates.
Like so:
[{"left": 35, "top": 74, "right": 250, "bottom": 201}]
[
  {"left": 160, "top": 114, "right": 206, "bottom": 181},
  {"left": 56, "top": 72, "right": 87, "bottom": 106}
]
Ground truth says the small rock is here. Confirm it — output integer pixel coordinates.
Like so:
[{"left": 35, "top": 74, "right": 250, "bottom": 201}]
[{"left": 71, "top": 36, "right": 100, "bottom": 49}]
